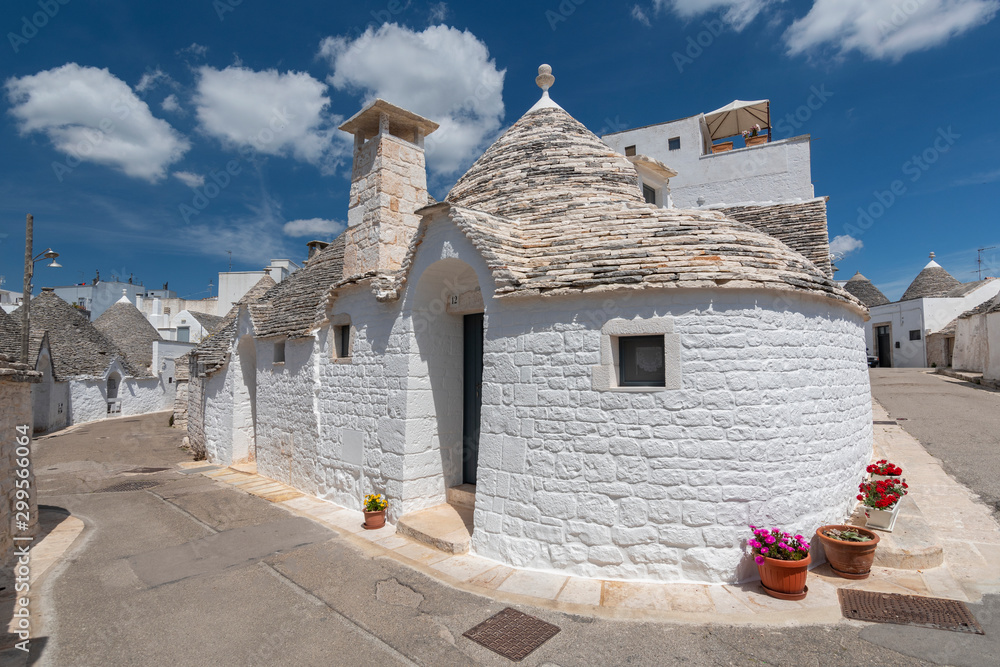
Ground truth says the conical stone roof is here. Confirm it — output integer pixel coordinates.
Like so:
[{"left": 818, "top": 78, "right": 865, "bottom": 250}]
[
  {"left": 900, "top": 259, "right": 961, "bottom": 301},
  {"left": 12, "top": 291, "right": 135, "bottom": 379},
  {"left": 843, "top": 271, "right": 889, "bottom": 307},
  {"left": 94, "top": 293, "right": 162, "bottom": 376},
  {"left": 426, "top": 69, "right": 864, "bottom": 312},
  {"left": 0, "top": 307, "right": 21, "bottom": 358},
  {"left": 447, "top": 105, "right": 644, "bottom": 223}
]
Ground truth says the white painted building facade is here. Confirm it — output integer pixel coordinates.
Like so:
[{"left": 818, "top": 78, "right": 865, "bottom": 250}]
[
  {"left": 602, "top": 113, "right": 814, "bottom": 209},
  {"left": 190, "top": 72, "right": 872, "bottom": 584}
]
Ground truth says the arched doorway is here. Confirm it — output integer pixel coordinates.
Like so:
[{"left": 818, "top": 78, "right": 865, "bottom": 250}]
[
  {"left": 232, "top": 335, "right": 257, "bottom": 463},
  {"left": 410, "top": 258, "right": 484, "bottom": 492},
  {"left": 106, "top": 371, "right": 121, "bottom": 415}
]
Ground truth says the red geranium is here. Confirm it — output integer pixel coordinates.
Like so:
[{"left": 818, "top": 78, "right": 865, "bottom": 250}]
[
  {"left": 866, "top": 459, "right": 902, "bottom": 476},
  {"left": 858, "top": 478, "right": 907, "bottom": 511}
]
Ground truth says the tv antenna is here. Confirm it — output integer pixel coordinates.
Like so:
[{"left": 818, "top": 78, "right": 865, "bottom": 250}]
[
  {"left": 227, "top": 250, "right": 232, "bottom": 272},
  {"left": 976, "top": 246, "right": 997, "bottom": 280}
]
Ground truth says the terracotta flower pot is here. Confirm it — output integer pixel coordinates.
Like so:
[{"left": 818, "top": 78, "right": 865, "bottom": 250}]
[
  {"left": 757, "top": 554, "right": 811, "bottom": 600},
  {"left": 363, "top": 509, "right": 386, "bottom": 530},
  {"left": 745, "top": 134, "right": 767, "bottom": 146},
  {"left": 816, "top": 525, "right": 880, "bottom": 580}
]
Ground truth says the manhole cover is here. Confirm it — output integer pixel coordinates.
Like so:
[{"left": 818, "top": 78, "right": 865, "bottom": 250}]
[
  {"left": 838, "top": 589, "right": 984, "bottom": 634},
  {"left": 126, "top": 467, "right": 170, "bottom": 474},
  {"left": 96, "top": 480, "right": 162, "bottom": 493},
  {"left": 463, "top": 608, "right": 560, "bottom": 661}
]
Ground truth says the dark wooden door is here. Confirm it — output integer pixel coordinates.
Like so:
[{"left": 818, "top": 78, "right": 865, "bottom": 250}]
[
  {"left": 463, "top": 313, "right": 484, "bottom": 484},
  {"left": 876, "top": 326, "right": 892, "bottom": 368}
]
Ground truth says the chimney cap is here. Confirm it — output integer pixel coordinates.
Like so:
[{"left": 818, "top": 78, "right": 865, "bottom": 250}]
[{"left": 338, "top": 98, "right": 439, "bottom": 139}]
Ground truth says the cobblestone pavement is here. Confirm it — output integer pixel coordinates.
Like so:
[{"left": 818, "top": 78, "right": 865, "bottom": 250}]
[{"left": 2, "top": 411, "right": 996, "bottom": 666}]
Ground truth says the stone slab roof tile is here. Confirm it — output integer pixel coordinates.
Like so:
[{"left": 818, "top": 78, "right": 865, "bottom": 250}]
[
  {"left": 11, "top": 291, "right": 136, "bottom": 379},
  {"left": 188, "top": 310, "right": 226, "bottom": 334},
  {"left": 900, "top": 262, "right": 962, "bottom": 301},
  {"left": 843, "top": 271, "right": 890, "bottom": 308},
  {"left": 190, "top": 275, "right": 276, "bottom": 376},
  {"left": 94, "top": 298, "right": 162, "bottom": 376}
]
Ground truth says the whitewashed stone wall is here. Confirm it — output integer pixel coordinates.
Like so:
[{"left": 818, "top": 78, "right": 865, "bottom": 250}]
[
  {"left": 1, "top": 357, "right": 39, "bottom": 568},
  {"left": 31, "top": 347, "right": 68, "bottom": 433},
  {"left": 988, "top": 312, "right": 1000, "bottom": 383},
  {"left": 66, "top": 375, "right": 169, "bottom": 426},
  {"left": 255, "top": 337, "right": 320, "bottom": 490},
  {"left": 202, "top": 364, "right": 234, "bottom": 464},
  {"left": 469, "top": 288, "right": 871, "bottom": 584},
  {"left": 68, "top": 379, "right": 109, "bottom": 424},
  {"left": 954, "top": 315, "right": 988, "bottom": 373}
]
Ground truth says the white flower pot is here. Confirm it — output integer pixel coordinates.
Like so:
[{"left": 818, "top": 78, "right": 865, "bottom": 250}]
[{"left": 864, "top": 502, "right": 901, "bottom": 532}]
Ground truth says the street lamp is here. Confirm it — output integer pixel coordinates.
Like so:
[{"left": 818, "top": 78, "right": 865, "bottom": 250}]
[{"left": 21, "top": 214, "right": 62, "bottom": 364}]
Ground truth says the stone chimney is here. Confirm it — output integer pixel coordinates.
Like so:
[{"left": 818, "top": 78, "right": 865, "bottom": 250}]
[
  {"left": 338, "top": 99, "right": 439, "bottom": 276},
  {"left": 306, "top": 240, "right": 330, "bottom": 261}
]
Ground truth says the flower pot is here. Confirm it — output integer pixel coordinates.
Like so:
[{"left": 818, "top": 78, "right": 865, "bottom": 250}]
[
  {"left": 363, "top": 509, "right": 386, "bottom": 530},
  {"left": 757, "top": 554, "right": 811, "bottom": 600},
  {"left": 711, "top": 141, "right": 734, "bottom": 153},
  {"left": 864, "top": 502, "right": 901, "bottom": 532},
  {"left": 816, "top": 525, "right": 880, "bottom": 579},
  {"left": 745, "top": 135, "right": 767, "bottom": 146}
]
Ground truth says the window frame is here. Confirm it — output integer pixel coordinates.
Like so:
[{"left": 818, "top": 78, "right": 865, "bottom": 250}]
[
  {"left": 273, "top": 339, "right": 286, "bottom": 364},
  {"left": 668, "top": 136, "right": 681, "bottom": 151},
  {"left": 591, "top": 317, "right": 681, "bottom": 392},
  {"left": 618, "top": 335, "right": 667, "bottom": 387}
]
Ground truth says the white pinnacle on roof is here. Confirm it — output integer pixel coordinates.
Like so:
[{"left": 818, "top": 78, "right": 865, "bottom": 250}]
[
  {"left": 117, "top": 288, "right": 131, "bottom": 304},
  {"left": 528, "top": 64, "right": 563, "bottom": 112},
  {"left": 925, "top": 252, "right": 941, "bottom": 269}
]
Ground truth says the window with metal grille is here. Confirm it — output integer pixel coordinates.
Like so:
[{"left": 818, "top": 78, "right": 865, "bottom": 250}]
[{"left": 668, "top": 136, "right": 681, "bottom": 150}]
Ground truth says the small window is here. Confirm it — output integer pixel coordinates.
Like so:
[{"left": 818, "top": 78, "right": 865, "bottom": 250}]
[
  {"left": 909, "top": 330, "right": 921, "bottom": 341},
  {"left": 619, "top": 336, "right": 665, "bottom": 387},
  {"left": 177, "top": 326, "right": 190, "bottom": 343},
  {"left": 642, "top": 184, "right": 657, "bottom": 205},
  {"left": 668, "top": 136, "right": 681, "bottom": 151},
  {"left": 334, "top": 325, "right": 352, "bottom": 359},
  {"left": 274, "top": 340, "right": 286, "bottom": 364},
  {"left": 624, "top": 145, "right": 637, "bottom": 156}
]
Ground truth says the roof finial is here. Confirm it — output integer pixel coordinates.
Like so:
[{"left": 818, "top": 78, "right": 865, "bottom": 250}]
[
  {"left": 929, "top": 251, "right": 935, "bottom": 259},
  {"left": 536, "top": 64, "right": 554, "bottom": 92}
]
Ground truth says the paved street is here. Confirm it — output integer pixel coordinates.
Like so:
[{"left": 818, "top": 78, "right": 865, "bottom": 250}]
[
  {"left": 870, "top": 369, "right": 1000, "bottom": 520},
  {"left": 2, "top": 412, "right": 997, "bottom": 666}
]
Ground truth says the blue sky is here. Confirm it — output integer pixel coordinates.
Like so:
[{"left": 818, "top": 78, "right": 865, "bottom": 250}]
[{"left": 2, "top": 0, "right": 998, "bottom": 301}]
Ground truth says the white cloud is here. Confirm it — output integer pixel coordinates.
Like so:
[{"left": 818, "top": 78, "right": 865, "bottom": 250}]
[
  {"left": 654, "top": 0, "right": 784, "bottom": 30},
  {"left": 829, "top": 234, "right": 863, "bottom": 259},
  {"left": 173, "top": 171, "right": 205, "bottom": 188},
  {"left": 952, "top": 167, "right": 1000, "bottom": 187},
  {"left": 194, "top": 66, "right": 344, "bottom": 171},
  {"left": 632, "top": 5, "right": 652, "bottom": 26},
  {"left": 161, "top": 94, "right": 181, "bottom": 113},
  {"left": 179, "top": 43, "right": 208, "bottom": 58},
  {"left": 5, "top": 63, "right": 190, "bottom": 182},
  {"left": 319, "top": 23, "right": 506, "bottom": 176},
  {"left": 282, "top": 217, "right": 346, "bottom": 238},
  {"left": 785, "top": 0, "right": 999, "bottom": 61},
  {"left": 136, "top": 68, "right": 176, "bottom": 93},
  {"left": 429, "top": 2, "right": 449, "bottom": 22}
]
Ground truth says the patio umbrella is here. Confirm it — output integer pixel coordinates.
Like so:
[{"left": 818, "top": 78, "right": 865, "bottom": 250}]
[{"left": 704, "top": 99, "right": 770, "bottom": 140}]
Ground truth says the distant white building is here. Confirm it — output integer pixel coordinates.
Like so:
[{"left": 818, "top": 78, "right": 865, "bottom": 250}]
[
  {"left": 863, "top": 254, "right": 1000, "bottom": 368},
  {"left": 602, "top": 99, "right": 814, "bottom": 209},
  {"left": 217, "top": 259, "right": 299, "bottom": 317}
]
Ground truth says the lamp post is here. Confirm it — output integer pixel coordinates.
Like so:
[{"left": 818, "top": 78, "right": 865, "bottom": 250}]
[{"left": 21, "top": 214, "right": 62, "bottom": 364}]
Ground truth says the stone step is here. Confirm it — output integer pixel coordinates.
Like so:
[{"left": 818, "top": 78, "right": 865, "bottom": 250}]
[
  {"left": 446, "top": 484, "right": 476, "bottom": 510},
  {"left": 847, "top": 503, "right": 944, "bottom": 570},
  {"left": 396, "top": 503, "right": 473, "bottom": 554}
]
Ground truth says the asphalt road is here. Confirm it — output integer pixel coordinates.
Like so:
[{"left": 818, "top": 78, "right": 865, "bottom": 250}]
[
  {"left": 1, "top": 411, "right": 996, "bottom": 666},
  {"left": 870, "top": 369, "right": 1000, "bottom": 520}
]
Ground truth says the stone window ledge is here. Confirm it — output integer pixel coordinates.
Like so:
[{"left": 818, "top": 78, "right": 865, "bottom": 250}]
[{"left": 591, "top": 317, "right": 680, "bottom": 392}]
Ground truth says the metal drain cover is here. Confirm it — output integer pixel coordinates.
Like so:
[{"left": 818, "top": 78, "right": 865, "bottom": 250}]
[
  {"left": 463, "top": 608, "right": 560, "bottom": 661},
  {"left": 97, "top": 480, "right": 162, "bottom": 493},
  {"left": 126, "top": 467, "right": 170, "bottom": 474},
  {"left": 839, "top": 589, "right": 984, "bottom": 634}
]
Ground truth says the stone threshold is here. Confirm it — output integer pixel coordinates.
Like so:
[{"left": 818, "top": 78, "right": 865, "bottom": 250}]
[{"left": 189, "top": 412, "right": 1000, "bottom": 624}]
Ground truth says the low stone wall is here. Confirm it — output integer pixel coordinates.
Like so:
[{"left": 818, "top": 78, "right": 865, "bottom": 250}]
[{"left": 0, "top": 354, "right": 40, "bottom": 569}]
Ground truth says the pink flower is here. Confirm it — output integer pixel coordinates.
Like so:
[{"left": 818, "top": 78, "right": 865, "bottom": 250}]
[
  {"left": 765, "top": 535, "right": 776, "bottom": 544},
  {"left": 760, "top": 547, "right": 769, "bottom": 554},
  {"left": 755, "top": 555, "right": 765, "bottom": 564}
]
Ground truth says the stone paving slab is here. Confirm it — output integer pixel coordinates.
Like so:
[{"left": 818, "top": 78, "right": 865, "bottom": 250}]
[{"left": 189, "top": 400, "right": 1000, "bottom": 625}]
